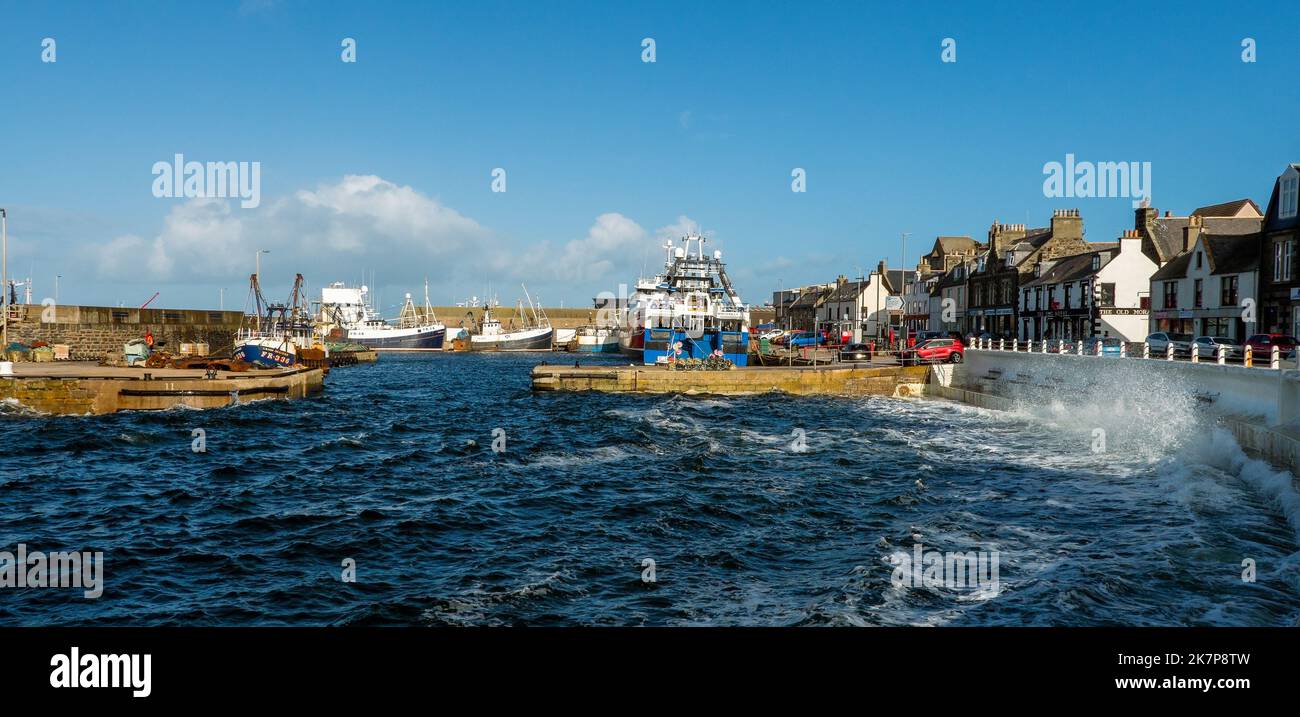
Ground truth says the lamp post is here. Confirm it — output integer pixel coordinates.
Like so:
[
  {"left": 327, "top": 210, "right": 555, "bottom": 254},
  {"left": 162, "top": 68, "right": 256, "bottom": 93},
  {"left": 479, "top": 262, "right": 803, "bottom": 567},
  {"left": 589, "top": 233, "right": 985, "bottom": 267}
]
[{"left": 55, "top": 274, "right": 61, "bottom": 304}]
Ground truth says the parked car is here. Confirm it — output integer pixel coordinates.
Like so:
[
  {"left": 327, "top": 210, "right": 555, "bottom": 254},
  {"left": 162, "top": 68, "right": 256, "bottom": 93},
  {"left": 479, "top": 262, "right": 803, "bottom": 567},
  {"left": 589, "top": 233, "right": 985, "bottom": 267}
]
[
  {"left": 900, "top": 338, "right": 964, "bottom": 366},
  {"left": 1079, "top": 336, "right": 1124, "bottom": 356},
  {"left": 759, "top": 328, "right": 786, "bottom": 342},
  {"left": 787, "top": 331, "right": 820, "bottom": 348},
  {"left": 839, "top": 343, "right": 873, "bottom": 362},
  {"left": 1191, "top": 336, "right": 1243, "bottom": 361},
  {"left": 1244, "top": 333, "right": 1299, "bottom": 358},
  {"left": 1146, "top": 331, "right": 1193, "bottom": 356}
]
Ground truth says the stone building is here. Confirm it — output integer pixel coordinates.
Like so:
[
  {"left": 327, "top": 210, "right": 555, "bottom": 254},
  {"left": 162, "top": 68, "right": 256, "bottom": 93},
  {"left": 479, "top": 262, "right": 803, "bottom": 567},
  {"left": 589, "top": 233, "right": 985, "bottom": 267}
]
[
  {"left": 967, "top": 210, "right": 1091, "bottom": 337},
  {"left": 1256, "top": 165, "right": 1300, "bottom": 335}
]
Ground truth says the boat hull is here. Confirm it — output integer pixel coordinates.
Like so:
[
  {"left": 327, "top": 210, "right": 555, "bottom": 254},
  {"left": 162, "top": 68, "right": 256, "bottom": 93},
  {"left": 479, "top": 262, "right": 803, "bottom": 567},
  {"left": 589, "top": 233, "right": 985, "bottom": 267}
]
[
  {"left": 641, "top": 329, "right": 749, "bottom": 366},
  {"left": 576, "top": 337, "right": 620, "bottom": 353},
  {"left": 233, "top": 339, "right": 297, "bottom": 368},
  {"left": 347, "top": 325, "right": 445, "bottom": 350},
  {"left": 470, "top": 327, "right": 554, "bottom": 351}
]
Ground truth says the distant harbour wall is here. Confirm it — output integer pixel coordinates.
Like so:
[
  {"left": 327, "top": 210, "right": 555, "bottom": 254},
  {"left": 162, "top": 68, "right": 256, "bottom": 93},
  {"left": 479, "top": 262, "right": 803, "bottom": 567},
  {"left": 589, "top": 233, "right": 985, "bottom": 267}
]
[{"left": 4, "top": 304, "right": 245, "bottom": 360}]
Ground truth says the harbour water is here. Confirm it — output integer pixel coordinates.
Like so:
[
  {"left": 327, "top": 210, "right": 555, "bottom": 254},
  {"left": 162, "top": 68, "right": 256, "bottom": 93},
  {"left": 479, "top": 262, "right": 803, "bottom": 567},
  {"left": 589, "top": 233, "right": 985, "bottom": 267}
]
[{"left": 2, "top": 352, "right": 1299, "bottom": 626}]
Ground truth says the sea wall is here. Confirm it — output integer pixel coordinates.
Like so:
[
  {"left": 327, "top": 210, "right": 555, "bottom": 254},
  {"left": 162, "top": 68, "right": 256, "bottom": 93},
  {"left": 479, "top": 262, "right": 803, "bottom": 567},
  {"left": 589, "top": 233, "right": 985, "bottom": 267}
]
[
  {"left": 930, "top": 350, "right": 1300, "bottom": 476},
  {"left": 5, "top": 304, "right": 244, "bottom": 360}
]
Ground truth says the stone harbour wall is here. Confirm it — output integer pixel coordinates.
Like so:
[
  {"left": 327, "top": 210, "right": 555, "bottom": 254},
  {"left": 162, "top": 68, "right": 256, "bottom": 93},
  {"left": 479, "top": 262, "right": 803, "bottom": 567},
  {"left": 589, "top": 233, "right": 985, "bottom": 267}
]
[{"left": 5, "top": 304, "right": 244, "bottom": 360}]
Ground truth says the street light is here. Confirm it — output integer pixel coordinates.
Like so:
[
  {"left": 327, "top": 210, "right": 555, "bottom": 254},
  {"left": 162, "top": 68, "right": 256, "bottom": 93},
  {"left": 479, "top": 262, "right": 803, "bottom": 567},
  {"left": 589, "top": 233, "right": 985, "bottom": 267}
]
[{"left": 55, "top": 274, "right": 61, "bottom": 304}]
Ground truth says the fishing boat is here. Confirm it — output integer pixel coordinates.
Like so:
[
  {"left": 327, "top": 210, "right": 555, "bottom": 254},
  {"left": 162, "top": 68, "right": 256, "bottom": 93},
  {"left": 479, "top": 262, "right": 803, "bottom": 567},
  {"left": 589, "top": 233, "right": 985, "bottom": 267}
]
[
  {"left": 318, "top": 280, "right": 445, "bottom": 350},
  {"left": 469, "top": 285, "right": 554, "bottom": 351},
  {"left": 234, "top": 272, "right": 321, "bottom": 368},
  {"left": 617, "top": 274, "right": 668, "bottom": 359},
  {"left": 637, "top": 234, "right": 750, "bottom": 366},
  {"left": 575, "top": 325, "right": 620, "bottom": 353}
]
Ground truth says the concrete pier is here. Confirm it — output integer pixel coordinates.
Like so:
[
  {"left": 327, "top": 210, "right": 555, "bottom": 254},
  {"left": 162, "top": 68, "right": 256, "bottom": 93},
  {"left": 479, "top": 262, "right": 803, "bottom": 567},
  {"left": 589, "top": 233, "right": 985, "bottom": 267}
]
[
  {"left": 0, "top": 362, "right": 324, "bottom": 415},
  {"left": 531, "top": 363, "right": 929, "bottom": 397}
]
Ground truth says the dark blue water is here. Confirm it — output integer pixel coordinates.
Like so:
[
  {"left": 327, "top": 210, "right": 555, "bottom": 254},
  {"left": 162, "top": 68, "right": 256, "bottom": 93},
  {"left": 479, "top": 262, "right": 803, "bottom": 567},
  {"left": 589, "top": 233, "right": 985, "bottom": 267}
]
[{"left": 2, "top": 352, "right": 1299, "bottom": 626}]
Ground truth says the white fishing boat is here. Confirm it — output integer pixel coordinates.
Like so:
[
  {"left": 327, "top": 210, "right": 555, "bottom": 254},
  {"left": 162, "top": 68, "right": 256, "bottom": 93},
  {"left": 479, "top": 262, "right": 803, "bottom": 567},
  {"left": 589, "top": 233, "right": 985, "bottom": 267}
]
[
  {"left": 319, "top": 280, "right": 446, "bottom": 350},
  {"left": 575, "top": 325, "right": 620, "bottom": 353},
  {"left": 469, "top": 285, "right": 554, "bottom": 351}
]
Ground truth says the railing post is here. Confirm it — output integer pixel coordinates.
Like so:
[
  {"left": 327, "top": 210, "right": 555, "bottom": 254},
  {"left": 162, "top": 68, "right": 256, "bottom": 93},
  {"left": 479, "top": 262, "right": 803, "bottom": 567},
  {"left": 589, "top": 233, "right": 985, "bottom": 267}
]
[
  {"left": 1143, "top": 341, "right": 1150, "bottom": 359},
  {"left": 998, "top": 338, "right": 1005, "bottom": 351},
  {"left": 1120, "top": 342, "right": 1127, "bottom": 358},
  {"left": 1095, "top": 340, "right": 1103, "bottom": 357},
  {"left": 1217, "top": 345, "right": 1226, "bottom": 365},
  {"left": 1041, "top": 339, "right": 1047, "bottom": 354},
  {"left": 1058, "top": 339, "right": 1064, "bottom": 354},
  {"left": 1012, "top": 338, "right": 1019, "bottom": 352},
  {"left": 1244, "top": 344, "right": 1253, "bottom": 368},
  {"left": 1191, "top": 344, "right": 1200, "bottom": 364},
  {"left": 1272, "top": 345, "right": 1281, "bottom": 370},
  {"left": 1167, "top": 344, "right": 1174, "bottom": 361},
  {"left": 1075, "top": 340, "right": 1083, "bottom": 356}
]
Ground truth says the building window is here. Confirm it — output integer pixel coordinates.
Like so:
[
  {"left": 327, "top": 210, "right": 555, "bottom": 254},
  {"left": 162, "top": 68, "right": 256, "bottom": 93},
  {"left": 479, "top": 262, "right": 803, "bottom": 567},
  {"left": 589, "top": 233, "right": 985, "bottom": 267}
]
[
  {"left": 1035, "top": 287, "right": 1042, "bottom": 309},
  {"left": 1091, "top": 255, "right": 1100, "bottom": 271},
  {"left": 1282, "top": 174, "right": 1299, "bottom": 220},
  {"left": 1195, "top": 252, "right": 1203, "bottom": 269},
  {"left": 1023, "top": 288, "right": 1030, "bottom": 309},
  {"left": 1194, "top": 278, "right": 1203, "bottom": 308},
  {"left": 1064, "top": 284, "right": 1072, "bottom": 308},
  {"left": 1276, "top": 240, "right": 1294, "bottom": 282},
  {"left": 1081, "top": 282, "right": 1090, "bottom": 307},
  {"left": 1099, "top": 283, "right": 1116, "bottom": 307},
  {"left": 1163, "top": 281, "right": 1178, "bottom": 309},
  {"left": 1047, "top": 287, "right": 1057, "bottom": 309},
  {"left": 1221, "top": 275, "right": 1238, "bottom": 307},
  {"left": 1205, "top": 317, "right": 1230, "bottom": 337}
]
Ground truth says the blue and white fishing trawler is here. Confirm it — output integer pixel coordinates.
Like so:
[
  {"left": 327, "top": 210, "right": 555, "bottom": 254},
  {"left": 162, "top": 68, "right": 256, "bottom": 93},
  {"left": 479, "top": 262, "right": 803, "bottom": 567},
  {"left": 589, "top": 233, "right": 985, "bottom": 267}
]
[
  {"left": 638, "top": 234, "right": 750, "bottom": 366},
  {"left": 234, "top": 272, "right": 320, "bottom": 368}
]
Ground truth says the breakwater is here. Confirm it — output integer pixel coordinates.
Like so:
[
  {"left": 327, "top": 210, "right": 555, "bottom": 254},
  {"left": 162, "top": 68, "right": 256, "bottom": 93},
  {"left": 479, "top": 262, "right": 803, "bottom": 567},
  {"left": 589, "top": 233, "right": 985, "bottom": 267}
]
[{"left": 5, "top": 303, "right": 244, "bottom": 361}]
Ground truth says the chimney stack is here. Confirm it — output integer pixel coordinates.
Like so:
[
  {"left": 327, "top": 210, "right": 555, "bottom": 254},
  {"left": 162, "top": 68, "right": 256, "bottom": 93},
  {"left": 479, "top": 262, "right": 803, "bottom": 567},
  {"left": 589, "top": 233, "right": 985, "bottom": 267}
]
[{"left": 1050, "top": 208, "right": 1084, "bottom": 240}]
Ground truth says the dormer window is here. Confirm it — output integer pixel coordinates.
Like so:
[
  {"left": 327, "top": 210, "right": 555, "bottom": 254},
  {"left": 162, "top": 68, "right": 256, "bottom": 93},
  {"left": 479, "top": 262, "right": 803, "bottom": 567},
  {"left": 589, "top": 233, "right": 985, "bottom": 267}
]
[
  {"left": 1091, "top": 255, "right": 1101, "bottom": 272},
  {"left": 1004, "top": 251, "right": 1014, "bottom": 267},
  {"left": 1034, "top": 263, "right": 1042, "bottom": 278},
  {"left": 977, "top": 257, "right": 986, "bottom": 272},
  {"left": 1281, "top": 170, "right": 1299, "bottom": 220}
]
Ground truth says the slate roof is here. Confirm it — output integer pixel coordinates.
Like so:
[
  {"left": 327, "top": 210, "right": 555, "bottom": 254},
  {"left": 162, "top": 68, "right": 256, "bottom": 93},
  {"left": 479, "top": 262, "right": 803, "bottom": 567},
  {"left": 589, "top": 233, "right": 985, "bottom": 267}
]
[
  {"left": 1193, "top": 198, "right": 1261, "bottom": 218},
  {"left": 1021, "top": 248, "right": 1115, "bottom": 288}
]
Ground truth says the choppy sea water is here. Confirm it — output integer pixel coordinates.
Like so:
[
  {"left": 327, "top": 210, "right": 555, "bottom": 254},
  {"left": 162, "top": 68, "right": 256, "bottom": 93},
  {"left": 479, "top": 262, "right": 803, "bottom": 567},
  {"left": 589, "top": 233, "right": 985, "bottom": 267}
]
[{"left": 2, "top": 352, "right": 1299, "bottom": 626}]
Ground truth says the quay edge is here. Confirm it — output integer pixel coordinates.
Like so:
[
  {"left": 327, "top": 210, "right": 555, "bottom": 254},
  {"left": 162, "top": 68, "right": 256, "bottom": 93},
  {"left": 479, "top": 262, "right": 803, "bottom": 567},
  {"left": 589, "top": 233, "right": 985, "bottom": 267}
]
[
  {"left": 530, "top": 363, "right": 930, "bottom": 397},
  {"left": 0, "top": 363, "right": 325, "bottom": 416}
]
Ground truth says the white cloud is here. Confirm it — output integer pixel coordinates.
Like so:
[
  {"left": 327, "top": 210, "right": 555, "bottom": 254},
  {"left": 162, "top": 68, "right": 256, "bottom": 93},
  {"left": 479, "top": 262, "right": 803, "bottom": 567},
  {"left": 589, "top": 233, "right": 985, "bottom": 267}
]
[{"left": 94, "top": 175, "right": 485, "bottom": 284}]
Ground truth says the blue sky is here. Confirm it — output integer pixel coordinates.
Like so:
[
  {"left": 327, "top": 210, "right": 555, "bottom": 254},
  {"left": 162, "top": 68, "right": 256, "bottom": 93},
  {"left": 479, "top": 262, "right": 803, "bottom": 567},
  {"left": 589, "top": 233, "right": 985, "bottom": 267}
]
[{"left": 1, "top": 0, "right": 1298, "bottom": 313}]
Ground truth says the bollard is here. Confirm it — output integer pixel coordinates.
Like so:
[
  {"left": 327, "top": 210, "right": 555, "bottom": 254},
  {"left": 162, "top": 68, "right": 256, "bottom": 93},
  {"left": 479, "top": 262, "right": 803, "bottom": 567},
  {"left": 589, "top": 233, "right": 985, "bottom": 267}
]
[
  {"left": 998, "top": 338, "right": 1005, "bottom": 351},
  {"left": 1167, "top": 344, "right": 1174, "bottom": 361},
  {"left": 1041, "top": 339, "right": 1047, "bottom": 354},
  {"left": 1076, "top": 340, "right": 1083, "bottom": 356},
  {"left": 1218, "top": 345, "right": 1226, "bottom": 365},
  {"left": 1012, "top": 339, "right": 1019, "bottom": 352},
  {"left": 1058, "top": 339, "right": 1065, "bottom": 354},
  {"left": 1272, "top": 345, "right": 1281, "bottom": 370},
  {"left": 1095, "top": 340, "right": 1102, "bottom": 357},
  {"left": 1120, "top": 342, "right": 1127, "bottom": 358},
  {"left": 1191, "top": 344, "right": 1199, "bottom": 363},
  {"left": 1244, "top": 344, "right": 1252, "bottom": 368},
  {"left": 1142, "top": 341, "right": 1150, "bottom": 359}
]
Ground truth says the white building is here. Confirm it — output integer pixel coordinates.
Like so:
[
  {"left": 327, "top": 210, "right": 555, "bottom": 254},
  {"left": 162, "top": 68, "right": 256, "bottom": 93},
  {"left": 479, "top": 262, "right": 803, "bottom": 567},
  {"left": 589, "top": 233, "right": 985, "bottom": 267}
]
[
  {"left": 1018, "top": 231, "right": 1157, "bottom": 342},
  {"left": 1149, "top": 226, "right": 1261, "bottom": 341},
  {"left": 816, "top": 263, "right": 913, "bottom": 342}
]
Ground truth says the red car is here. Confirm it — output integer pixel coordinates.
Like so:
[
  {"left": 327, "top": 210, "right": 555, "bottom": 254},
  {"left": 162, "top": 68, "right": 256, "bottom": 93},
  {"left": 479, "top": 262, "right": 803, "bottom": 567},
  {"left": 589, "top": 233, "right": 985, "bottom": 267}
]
[
  {"left": 901, "top": 338, "right": 964, "bottom": 365},
  {"left": 1244, "top": 333, "right": 1298, "bottom": 357}
]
